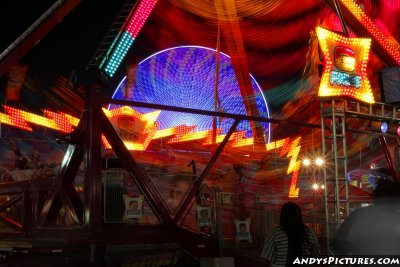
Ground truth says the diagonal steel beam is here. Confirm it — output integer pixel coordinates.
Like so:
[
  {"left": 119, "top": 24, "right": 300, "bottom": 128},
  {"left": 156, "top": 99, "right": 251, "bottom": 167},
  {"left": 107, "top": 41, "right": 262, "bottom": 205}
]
[
  {"left": 83, "top": 87, "right": 104, "bottom": 237},
  {"left": 0, "top": 0, "right": 82, "bottom": 77},
  {"left": 378, "top": 136, "right": 400, "bottom": 182},
  {"left": 22, "top": 190, "right": 33, "bottom": 231},
  {"left": 0, "top": 214, "right": 22, "bottom": 231},
  {"left": 214, "top": 0, "right": 265, "bottom": 144},
  {"left": 325, "top": 0, "right": 400, "bottom": 67},
  {"left": 58, "top": 185, "right": 82, "bottom": 225},
  {"left": 173, "top": 119, "right": 240, "bottom": 223},
  {"left": 101, "top": 110, "right": 173, "bottom": 224},
  {"left": 0, "top": 194, "right": 22, "bottom": 212},
  {"left": 108, "top": 98, "right": 321, "bottom": 129},
  {"left": 38, "top": 142, "right": 84, "bottom": 226}
]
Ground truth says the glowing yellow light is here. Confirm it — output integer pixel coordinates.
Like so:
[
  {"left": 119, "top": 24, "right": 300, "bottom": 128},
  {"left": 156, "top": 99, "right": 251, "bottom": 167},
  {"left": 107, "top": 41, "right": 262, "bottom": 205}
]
[
  {"left": 303, "top": 158, "right": 311, "bottom": 166},
  {"left": 286, "top": 137, "right": 301, "bottom": 175},
  {"left": 288, "top": 170, "right": 300, "bottom": 198},
  {"left": 265, "top": 138, "right": 287, "bottom": 151},
  {"left": 315, "top": 157, "right": 324, "bottom": 166},
  {"left": 336, "top": 54, "right": 355, "bottom": 72},
  {"left": 316, "top": 26, "right": 375, "bottom": 103}
]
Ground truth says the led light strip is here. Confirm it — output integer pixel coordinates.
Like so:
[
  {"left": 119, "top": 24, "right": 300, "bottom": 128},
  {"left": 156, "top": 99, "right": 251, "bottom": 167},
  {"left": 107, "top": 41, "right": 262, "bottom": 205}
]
[
  {"left": 266, "top": 137, "right": 301, "bottom": 198},
  {"left": 0, "top": 106, "right": 261, "bottom": 149},
  {"left": 1, "top": 105, "right": 301, "bottom": 197},
  {"left": 101, "top": 0, "right": 158, "bottom": 77},
  {"left": 339, "top": 0, "right": 400, "bottom": 65}
]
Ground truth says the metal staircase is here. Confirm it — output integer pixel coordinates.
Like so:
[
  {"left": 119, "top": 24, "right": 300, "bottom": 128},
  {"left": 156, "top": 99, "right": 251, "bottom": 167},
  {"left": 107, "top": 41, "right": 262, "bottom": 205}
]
[{"left": 86, "top": 0, "right": 138, "bottom": 70}]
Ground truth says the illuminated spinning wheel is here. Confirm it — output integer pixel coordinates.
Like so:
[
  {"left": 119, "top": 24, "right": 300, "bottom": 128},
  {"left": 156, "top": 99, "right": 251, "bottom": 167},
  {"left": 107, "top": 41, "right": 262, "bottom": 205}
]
[{"left": 110, "top": 45, "right": 271, "bottom": 146}]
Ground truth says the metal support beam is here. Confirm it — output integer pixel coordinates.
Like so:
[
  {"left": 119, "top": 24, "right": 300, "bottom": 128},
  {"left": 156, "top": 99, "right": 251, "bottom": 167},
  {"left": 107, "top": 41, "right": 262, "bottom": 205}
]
[
  {"left": 108, "top": 98, "right": 321, "bottom": 129},
  {"left": 101, "top": 110, "right": 173, "bottom": 224},
  {"left": 84, "top": 84, "right": 104, "bottom": 238},
  {"left": 321, "top": 98, "right": 349, "bottom": 251},
  {"left": 378, "top": 136, "right": 400, "bottom": 182},
  {"left": 22, "top": 190, "right": 33, "bottom": 231},
  {"left": 0, "top": 0, "right": 81, "bottom": 77},
  {"left": 332, "top": 0, "right": 348, "bottom": 35},
  {"left": 38, "top": 143, "right": 84, "bottom": 226},
  {"left": 173, "top": 119, "right": 240, "bottom": 224},
  {"left": 325, "top": 0, "right": 400, "bottom": 67},
  {"left": 214, "top": 0, "right": 265, "bottom": 144}
]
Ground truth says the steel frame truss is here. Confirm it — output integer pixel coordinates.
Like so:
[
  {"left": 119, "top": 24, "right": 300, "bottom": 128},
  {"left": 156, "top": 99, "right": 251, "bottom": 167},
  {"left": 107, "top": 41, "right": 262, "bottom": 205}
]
[{"left": 321, "top": 97, "right": 400, "bottom": 249}]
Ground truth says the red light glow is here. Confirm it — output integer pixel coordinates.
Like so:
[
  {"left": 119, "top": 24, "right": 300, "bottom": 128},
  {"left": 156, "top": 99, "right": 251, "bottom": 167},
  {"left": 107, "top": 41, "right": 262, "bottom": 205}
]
[{"left": 0, "top": 105, "right": 302, "bottom": 198}]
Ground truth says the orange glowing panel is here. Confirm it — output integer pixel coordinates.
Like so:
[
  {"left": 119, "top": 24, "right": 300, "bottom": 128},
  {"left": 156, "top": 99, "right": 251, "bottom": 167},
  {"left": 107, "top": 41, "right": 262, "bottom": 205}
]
[
  {"left": 316, "top": 26, "right": 374, "bottom": 103},
  {"left": 103, "top": 106, "right": 160, "bottom": 151},
  {"left": 338, "top": 0, "right": 400, "bottom": 65},
  {"left": 0, "top": 105, "right": 267, "bottom": 150},
  {"left": 203, "top": 129, "right": 223, "bottom": 145},
  {"left": 279, "top": 138, "right": 292, "bottom": 157},
  {"left": 286, "top": 136, "right": 301, "bottom": 198},
  {"left": 0, "top": 106, "right": 78, "bottom": 132},
  {"left": 262, "top": 137, "right": 301, "bottom": 198},
  {"left": 265, "top": 138, "right": 288, "bottom": 151},
  {"left": 42, "top": 110, "right": 76, "bottom": 133},
  {"left": 102, "top": 134, "right": 112, "bottom": 149},
  {"left": 152, "top": 127, "right": 175, "bottom": 139},
  {"left": 231, "top": 131, "right": 254, "bottom": 147},
  {"left": 0, "top": 107, "right": 32, "bottom": 131},
  {"left": 286, "top": 137, "right": 301, "bottom": 175},
  {"left": 288, "top": 170, "right": 300, "bottom": 198},
  {"left": 0, "top": 104, "right": 301, "bottom": 197},
  {"left": 166, "top": 125, "right": 197, "bottom": 143}
]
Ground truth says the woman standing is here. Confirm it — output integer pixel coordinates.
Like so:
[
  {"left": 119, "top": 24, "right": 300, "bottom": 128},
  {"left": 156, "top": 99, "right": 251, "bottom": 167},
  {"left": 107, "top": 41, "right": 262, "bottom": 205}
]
[{"left": 261, "top": 202, "right": 320, "bottom": 266}]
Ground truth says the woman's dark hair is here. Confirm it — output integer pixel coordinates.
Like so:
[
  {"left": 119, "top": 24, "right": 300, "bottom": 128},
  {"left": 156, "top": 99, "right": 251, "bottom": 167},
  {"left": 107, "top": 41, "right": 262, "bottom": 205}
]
[
  {"left": 280, "top": 202, "right": 307, "bottom": 266},
  {"left": 373, "top": 179, "right": 399, "bottom": 203}
]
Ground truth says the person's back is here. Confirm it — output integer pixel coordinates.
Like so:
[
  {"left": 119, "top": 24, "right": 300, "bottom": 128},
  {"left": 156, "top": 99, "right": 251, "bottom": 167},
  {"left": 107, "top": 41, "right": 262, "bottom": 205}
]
[
  {"left": 332, "top": 179, "right": 400, "bottom": 255},
  {"left": 261, "top": 202, "right": 320, "bottom": 267}
]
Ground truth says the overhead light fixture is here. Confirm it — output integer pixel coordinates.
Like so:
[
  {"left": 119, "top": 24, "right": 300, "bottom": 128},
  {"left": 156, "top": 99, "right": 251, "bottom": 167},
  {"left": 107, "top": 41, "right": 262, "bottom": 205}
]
[
  {"left": 303, "top": 158, "right": 311, "bottom": 166},
  {"left": 380, "top": 122, "right": 388, "bottom": 133},
  {"left": 315, "top": 157, "right": 324, "bottom": 166}
]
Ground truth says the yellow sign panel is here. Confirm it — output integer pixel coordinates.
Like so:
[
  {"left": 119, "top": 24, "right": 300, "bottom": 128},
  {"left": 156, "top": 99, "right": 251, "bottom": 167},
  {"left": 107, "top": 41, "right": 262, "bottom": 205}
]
[{"left": 316, "top": 26, "right": 374, "bottom": 103}]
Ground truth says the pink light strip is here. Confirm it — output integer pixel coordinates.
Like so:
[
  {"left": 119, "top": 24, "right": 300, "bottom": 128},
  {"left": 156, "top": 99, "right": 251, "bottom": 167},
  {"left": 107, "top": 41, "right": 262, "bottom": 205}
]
[{"left": 126, "top": 0, "right": 158, "bottom": 38}]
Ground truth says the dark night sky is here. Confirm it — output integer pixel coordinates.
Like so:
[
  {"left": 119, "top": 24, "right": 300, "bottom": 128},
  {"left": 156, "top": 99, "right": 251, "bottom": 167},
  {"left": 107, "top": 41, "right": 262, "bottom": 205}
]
[{"left": 1, "top": 0, "right": 126, "bottom": 85}]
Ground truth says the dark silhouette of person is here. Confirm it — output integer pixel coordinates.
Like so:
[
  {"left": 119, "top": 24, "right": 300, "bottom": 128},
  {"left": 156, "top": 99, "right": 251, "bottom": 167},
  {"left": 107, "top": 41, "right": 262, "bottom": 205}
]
[
  {"left": 331, "top": 179, "right": 400, "bottom": 255},
  {"left": 261, "top": 202, "right": 320, "bottom": 267}
]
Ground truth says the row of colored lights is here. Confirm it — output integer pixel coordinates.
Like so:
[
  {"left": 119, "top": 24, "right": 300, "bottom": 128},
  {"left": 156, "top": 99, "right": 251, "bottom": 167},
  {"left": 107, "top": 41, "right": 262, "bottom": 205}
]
[
  {"left": 339, "top": 0, "right": 400, "bottom": 65},
  {"left": 379, "top": 122, "right": 400, "bottom": 136},
  {"left": 0, "top": 106, "right": 77, "bottom": 132},
  {"left": 101, "top": 0, "right": 158, "bottom": 77}
]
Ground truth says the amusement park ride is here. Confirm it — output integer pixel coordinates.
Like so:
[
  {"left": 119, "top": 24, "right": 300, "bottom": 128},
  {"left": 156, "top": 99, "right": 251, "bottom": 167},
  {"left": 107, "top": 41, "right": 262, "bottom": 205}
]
[{"left": 1, "top": 0, "right": 400, "bottom": 265}]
